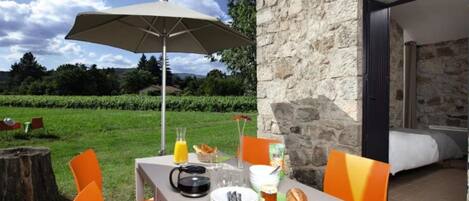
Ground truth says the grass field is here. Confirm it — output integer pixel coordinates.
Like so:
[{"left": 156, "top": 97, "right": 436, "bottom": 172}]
[{"left": 0, "top": 107, "right": 256, "bottom": 201}]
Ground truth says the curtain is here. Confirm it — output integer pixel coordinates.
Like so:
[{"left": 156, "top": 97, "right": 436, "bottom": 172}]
[{"left": 403, "top": 41, "right": 417, "bottom": 128}]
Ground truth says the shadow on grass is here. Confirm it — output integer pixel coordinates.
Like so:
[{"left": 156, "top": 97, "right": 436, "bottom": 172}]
[{"left": 6, "top": 131, "right": 61, "bottom": 141}]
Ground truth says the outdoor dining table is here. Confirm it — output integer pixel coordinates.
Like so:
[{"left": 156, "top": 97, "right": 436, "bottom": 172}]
[{"left": 135, "top": 153, "right": 341, "bottom": 201}]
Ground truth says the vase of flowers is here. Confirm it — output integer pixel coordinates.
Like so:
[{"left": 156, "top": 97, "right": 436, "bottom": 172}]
[{"left": 233, "top": 114, "right": 251, "bottom": 169}]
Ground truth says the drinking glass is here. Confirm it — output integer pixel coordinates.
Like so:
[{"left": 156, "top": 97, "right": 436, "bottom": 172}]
[
  {"left": 173, "top": 128, "right": 188, "bottom": 165},
  {"left": 233, "top": 168, "right": 247, "bottom": 187},
  {"left": 260, "top": 184, "right": 278, "bottom": 201},
  {"left": 217, "top": 164, "right": 233, "bottom": 188}
]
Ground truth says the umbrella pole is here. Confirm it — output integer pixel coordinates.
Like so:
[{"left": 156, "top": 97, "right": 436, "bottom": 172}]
[{"left": 159, "top": 34, "right": 167, "bottom": 156}]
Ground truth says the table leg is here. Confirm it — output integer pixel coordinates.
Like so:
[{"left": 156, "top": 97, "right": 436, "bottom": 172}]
[{"left": 135, "top": 163, "right": 144, "bottom": 201}]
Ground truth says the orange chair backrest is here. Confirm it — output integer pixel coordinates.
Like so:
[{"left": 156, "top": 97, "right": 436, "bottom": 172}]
[
  {"left": 73, "top": 181, "right": 104, "bottom": 201},
  {"left": 241, "top": 136, "right": 280, "bottom": 165},
  {"left": 324, "top": 150, "right": 390, "bottom": 201},
  {"left": 69, "top": 149, "right": 103, "bottom": 192},
  {"left": 31, "top": 117, "right": 44, "bottom": 129}
]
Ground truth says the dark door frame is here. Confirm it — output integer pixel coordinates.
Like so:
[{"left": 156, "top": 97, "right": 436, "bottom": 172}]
[{"left": 362, "top": 0, "right": 415, "bottom": 162}]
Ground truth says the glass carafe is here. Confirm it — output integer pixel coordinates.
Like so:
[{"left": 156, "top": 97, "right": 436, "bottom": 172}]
[{"left": 173, "top": 128, "right": 188, "bottom": 164}]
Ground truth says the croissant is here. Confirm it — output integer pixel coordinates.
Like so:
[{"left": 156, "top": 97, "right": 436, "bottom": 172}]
[{"left": 286, "top": 188, "right": 308, "bottom": 201}]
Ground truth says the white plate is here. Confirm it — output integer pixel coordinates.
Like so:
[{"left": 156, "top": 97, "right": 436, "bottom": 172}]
[{"left": 210, "top": 187, "right": 258, "bottom": 201}]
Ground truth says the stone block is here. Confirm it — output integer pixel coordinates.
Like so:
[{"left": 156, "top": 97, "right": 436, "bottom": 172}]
[
  {"left": 338, "top": 124, "right": 361, "bottom": 147},
  {"left": 292, "top": 168, "right": 324, "bottom": 190},
  {"left": 274, "top": 59, "right": 294, "bottom": 80},
  {"left": 329, "top": 47, "right": 359, "bottom": 78},
  {"left": 318, "top": 129, "right": 336, "bottom": 142},
  {"left": 257, "top": 9, "right": 273, "bottom": 25},
  {"left": 312, "top": 145, "right": 328, "bottom": 166},
  {"left": 336, "top": 21, "right": 358, "bottom": 48},
  {"left": 324, "top": 0, "right": 358, "bottom": 24},
  {"left": 288, "top": 149, "right": 312, "bottom": 166},
  {"left": 288, "top": 0, "right": 303, "bottom": 16},
  {"left": 335, "top": 76, "right": 360, "bottom": 100},
  {"left": 295, "top": 108, "right": 320, "bottom": 122},
  {"left": 257, "top": 66, "right": 274, "bottom": 81},
  {"left": 436, "top": 47, "right": 455, "bottom": 57}
]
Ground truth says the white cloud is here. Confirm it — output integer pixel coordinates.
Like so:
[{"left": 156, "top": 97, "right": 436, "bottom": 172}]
[
  {"left": 98, "top": 54, "right": 133, "bottom": 68},
  {"left": 0, "top": 0, "right": 108, "bottom": 58},
  {"left": 0, "top": 0, "right": 229, "bottom": 75},
  {"left": 168, "top": 53, "right": 225, "bottom": 75},
  {"left": 171, "top": 0, "right": 230, "bottom": 21}
]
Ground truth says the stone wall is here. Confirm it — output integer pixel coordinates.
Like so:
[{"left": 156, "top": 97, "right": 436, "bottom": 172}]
[
  {"left": 256, "top": 0, "right": 363, "bottom": 189},
  {"left": 389, "top": 19, "right": 404, "bottom": 128},
  {"left": 416, "top": 38, "right": 468, "bottom": 128}
]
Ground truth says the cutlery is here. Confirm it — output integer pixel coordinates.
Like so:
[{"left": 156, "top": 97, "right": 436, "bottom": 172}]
[
  {"left": 232, "top": 191, "right": 237, "bottom": 201},
  {"left": 270, "top": 166, "right": 281, "bottom": 175}
]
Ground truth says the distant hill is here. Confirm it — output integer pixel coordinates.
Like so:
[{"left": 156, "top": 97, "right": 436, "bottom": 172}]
[
  {"left": 112, "top": 68, "right": 204, "bottom": 79},
  {"left": 0, "top": 69, "right": 205, "bottom": 82},
  {"left": 174, "top": 73, "right": 204, "bottom": 79}
]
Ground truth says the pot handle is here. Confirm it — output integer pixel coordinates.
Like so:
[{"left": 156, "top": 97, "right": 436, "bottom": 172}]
[{"left": 169, "top": 166, "right": 180, "bottom": 191}]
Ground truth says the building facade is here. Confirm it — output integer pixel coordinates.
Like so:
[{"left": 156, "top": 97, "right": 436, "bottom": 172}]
[{"left": 256, "top": 0, "right": 363, "bottom": 188}]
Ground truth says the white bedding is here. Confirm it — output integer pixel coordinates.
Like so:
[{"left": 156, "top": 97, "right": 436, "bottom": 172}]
[{"left": 389, "top": 128, "right": 463, "bottom": 175}]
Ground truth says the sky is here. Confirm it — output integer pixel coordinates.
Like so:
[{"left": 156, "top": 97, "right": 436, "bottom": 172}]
[{"left": 0, "top": 0, "right": 230, "bottom": 75}]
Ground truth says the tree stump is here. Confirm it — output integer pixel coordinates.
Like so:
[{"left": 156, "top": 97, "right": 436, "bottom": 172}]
[{"left": 0, "top": 147, "right": 60, "bottom": 201}]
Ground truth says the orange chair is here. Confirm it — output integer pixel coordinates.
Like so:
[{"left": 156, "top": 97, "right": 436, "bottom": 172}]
[
  {"left": 323, "top": 150, "right": 390, "bottom": 201},
  {"left": 73, "top": 181, "right": 104, "bottom": 201},
  {"left": 241, "top": 136, "right": 280, "bottom": 165},
  {"left": 69, "top": 149, "right": 103, "bottom": 192},
  {"left": 69, "top": 149, "right": 154, "bottom": 201}
]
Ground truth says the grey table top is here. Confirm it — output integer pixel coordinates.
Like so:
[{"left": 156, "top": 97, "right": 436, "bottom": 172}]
[{"left": 136, "top": 154, "right": 341, "bottom": 201}]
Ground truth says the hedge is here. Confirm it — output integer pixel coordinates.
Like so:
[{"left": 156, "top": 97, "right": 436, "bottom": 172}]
[{"left": 0, "top": 95, "right": 257, "bottom": 112}]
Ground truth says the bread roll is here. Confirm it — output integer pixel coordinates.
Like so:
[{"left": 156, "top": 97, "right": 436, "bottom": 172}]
[{"left": 286, "top": 188, "right": 308, "bottom": 201}]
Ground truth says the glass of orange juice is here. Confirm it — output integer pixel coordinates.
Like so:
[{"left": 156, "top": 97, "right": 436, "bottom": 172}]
[{"left": 173, "top": 128, "right": 188, "bottom": 165}]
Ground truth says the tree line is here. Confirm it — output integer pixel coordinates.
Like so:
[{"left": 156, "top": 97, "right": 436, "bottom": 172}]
[
  {"left": 0, "top": 0, "right": 256, "bottom": 96},
  {"left": 0, "top": 52, "right": 244, "bottom": 96}
]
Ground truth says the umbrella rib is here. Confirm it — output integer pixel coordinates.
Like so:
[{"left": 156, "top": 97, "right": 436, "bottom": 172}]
[
  {"left": 135, "top": 16, "right": 159, "bottom": 52},
  {"left": 65, "top": 15, "right": 128, "bottom": 38},
  {"left": 167, "top": 18, "right": 182, "bottom": 35},
  {"left": 117, "top": 20, "right": 160, "bottom": 37},
  {"left": 175, "top": 21, "right": 209, "bottom": 54},
  {"left": 140, "top": 16, "right": 162, "bottom": 35},
  {"left": 168, "top": 24, "right": 212, "bottom": 38}
]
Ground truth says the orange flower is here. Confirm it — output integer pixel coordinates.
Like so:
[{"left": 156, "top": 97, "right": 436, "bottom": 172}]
[{"left": 232, "top": 114, "right": 252, "bottom": 121}]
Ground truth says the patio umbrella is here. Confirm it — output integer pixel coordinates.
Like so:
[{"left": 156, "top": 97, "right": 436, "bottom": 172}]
[{"left": 65, "top": 0, "right": 252, "bottom": 155}]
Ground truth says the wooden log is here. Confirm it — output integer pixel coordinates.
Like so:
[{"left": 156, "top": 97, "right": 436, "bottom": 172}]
[{"left": 0, "top": 147, "right": 60, "bottom": 201}]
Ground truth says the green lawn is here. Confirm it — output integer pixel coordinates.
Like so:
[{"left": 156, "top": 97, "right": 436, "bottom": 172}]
[{"left": 0, "top": 107, "right": 256, "bottom": 201}]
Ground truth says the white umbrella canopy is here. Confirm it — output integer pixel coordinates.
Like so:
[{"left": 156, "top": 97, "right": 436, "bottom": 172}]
[
  {"left": 66, "top": 0, "right": 252, "bottom": 155},
  {"left": 65, "top": 1, "right": 251, "bottom": 54}
]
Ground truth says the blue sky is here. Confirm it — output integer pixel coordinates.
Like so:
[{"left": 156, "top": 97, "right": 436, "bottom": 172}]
[{"left": 0, "top": 0, "right": 229, "bottom": 75}]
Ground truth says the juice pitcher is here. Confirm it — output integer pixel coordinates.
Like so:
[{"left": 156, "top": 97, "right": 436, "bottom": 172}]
[{"left": 173, "top": 128, "right": 188, "bottom": 164}]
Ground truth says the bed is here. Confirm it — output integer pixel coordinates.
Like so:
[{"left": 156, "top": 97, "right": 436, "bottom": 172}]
[{"left": 389, "top": 128, "right": 464, "bottom": 175}]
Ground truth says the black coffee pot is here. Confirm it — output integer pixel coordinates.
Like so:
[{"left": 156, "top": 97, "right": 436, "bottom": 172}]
[{"left": 169, "top": 165, "right": 211, "bottom": 198}]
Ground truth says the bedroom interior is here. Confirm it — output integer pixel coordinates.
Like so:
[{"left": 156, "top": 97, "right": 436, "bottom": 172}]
[{"left": 386, "top": 0, "right": 468, "bottom": 200}]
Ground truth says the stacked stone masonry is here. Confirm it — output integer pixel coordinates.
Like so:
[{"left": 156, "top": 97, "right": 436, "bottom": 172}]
[
  {"left": 416, "top": 38, "right": 468, "bottom": 128},
  {"left": 256, "top": 0, "right": 363, "bottom": 189},
  {"left": 389, "top": 19, "right": 404, "bottom": 128}
]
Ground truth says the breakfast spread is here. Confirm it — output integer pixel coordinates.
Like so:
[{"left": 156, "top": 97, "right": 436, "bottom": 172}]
[{"left": 193, "top": 144, "right": 217, "bottom": 154}]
